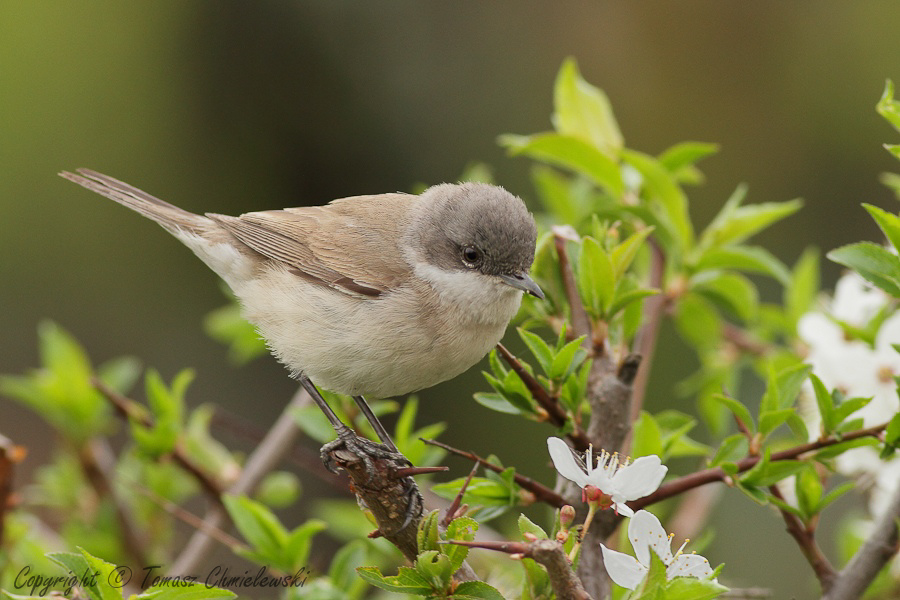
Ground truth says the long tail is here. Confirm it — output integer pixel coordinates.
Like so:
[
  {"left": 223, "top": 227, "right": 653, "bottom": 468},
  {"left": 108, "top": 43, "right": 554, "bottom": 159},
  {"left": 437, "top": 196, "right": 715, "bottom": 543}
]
[{"left": 59, "top": 169, "right": 210, "bottom": 233}]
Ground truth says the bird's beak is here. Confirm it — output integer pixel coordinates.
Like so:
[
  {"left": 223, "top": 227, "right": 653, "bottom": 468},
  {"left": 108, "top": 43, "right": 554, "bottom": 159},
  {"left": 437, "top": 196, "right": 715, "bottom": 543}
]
[{"left": 499, "top": 272, "right": 545, "bottom": 299}]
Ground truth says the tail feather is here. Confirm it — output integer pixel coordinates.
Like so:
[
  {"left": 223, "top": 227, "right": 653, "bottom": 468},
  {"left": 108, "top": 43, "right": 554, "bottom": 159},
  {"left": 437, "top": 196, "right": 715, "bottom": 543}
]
[{"left": 59, "top": 169, "right": 209, "bottom": 233}]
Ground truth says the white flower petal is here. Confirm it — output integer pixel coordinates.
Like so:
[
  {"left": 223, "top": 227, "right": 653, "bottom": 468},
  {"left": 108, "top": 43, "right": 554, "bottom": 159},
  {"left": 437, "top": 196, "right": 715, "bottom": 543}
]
[
  {"left": 600, "top": 544, "right": 647, "bottom": 590},
  {"left": 613, "top": 455, "right": 667, "bottom": 500},
  {"left": 667, "top": 553, "right": 715, "bottom": 580},
  {"left": 547, "top": 437, "right": 588, "bottom": 487},
  {"left": 628, "top": 509, "right": 672, "bottom": 566},
  {"left": 613, "top": 501, "right": 634, "bottom": 517}
]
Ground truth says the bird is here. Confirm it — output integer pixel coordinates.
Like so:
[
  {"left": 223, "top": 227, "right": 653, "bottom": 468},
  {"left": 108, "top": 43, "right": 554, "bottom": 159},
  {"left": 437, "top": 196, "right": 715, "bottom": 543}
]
[{"left": 60, "top": 169, "right": 543, "bottom": 468}]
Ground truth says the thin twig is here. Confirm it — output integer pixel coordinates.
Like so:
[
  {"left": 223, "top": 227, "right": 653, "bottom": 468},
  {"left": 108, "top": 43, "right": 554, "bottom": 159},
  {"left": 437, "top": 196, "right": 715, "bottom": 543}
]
[
  {"left": 631, "top": 422, "right": 889, "bottom": 511},
  {"left": 442, "top": 464, "right": 478, "bottom": 527},
  {"left": 133, "top": 482, "right": 246, "bottom": 551},
  {"left": 823, "top": 481, "right": 900, "bottom": 600},
  {"left": 421, "top": 438, "right": 566, "bottom": 507},
  {"left": 495, "top": 343, "right": 591, "bottom": 451},
  {"left": 553, "top": 231, "right": 592, "bottom": 348},
  {"left": 768, "top": 484, "right": 835, "bottom": 588},
  {"left": 93, "top": 377, "right": 226, "bottom": 504},
  {"left": 169, "top": 386, "right": 311, "bottom": 577},
  {"left": 78, "top": 438, "right": 149, "bottom": 569},
  {"left": 450, "top": 539, "right": 592, "bottom": 600},
  {"left": 629, "top": 238, "right": 665, "bottom": 423}
]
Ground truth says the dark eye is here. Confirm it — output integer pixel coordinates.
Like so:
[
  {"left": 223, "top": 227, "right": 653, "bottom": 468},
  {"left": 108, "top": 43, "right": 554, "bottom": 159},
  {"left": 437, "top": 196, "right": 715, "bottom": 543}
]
[{"left": 462, "top": 246, "right": 482, "bottom": 267}]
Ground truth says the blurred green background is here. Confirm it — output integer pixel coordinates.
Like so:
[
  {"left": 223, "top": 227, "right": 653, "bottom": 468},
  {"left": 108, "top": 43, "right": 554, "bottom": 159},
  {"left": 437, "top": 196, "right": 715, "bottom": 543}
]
[{"left": 3, "top": 2, "right": 900, "bottom": 597}]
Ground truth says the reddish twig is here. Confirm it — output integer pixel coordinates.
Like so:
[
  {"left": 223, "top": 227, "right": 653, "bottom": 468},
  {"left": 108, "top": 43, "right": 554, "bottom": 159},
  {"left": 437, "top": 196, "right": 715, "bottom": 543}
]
[
  {"left": 93, "top": 377, "right": 226, "bottom": 504},
  {"left": 442, "top": 464, "right": 478, "bottom": 527},
  {"left": 495, "top": 343, "right": 591, "bottom": 451},
  {"left": 553, "top": 231, "right": 592, "bottom": 348},
  {"left": 631, "top": 422, "right": 888, "bottom": 511},
  {"left": 421, "top": 438, "right": 566, "bottom": 508},
  {"left": 629, "top": 238, "right": 665, "bottom": 423},
  {"left": 769, "top": 484, "right": 836, "bottom": 588}
]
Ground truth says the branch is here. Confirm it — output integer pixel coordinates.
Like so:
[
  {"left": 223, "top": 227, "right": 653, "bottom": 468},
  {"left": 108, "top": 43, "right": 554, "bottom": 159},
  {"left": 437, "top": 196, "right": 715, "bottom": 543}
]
[
  {"left": 823, "top": 480, "right": 900, "bottom": 600},
  {"left": 631, "top": 422, "right": 889, "bottom": 511},
  {"left": 450, "top": 539, "right": 592, "bottom": 600},
  {"left": 93, "top": 378, "right": 226, "bottom": 504},
  {"left": 553, "top": 229, "right": 593, "bottom": 348},
  {"left": 78, "top": 438, "right": 149, "bottom": 569},
  {"left": 768, "top": 484, "right": 835, "bottom": 588},
  {"left": 422, "top": 438, "right": 566, "bottom": 508},
  {"left": 169, "top": 385, "right": 311, "bottom": 577},
  {"left": 496, "top": 343, "right": 591, "bottom": 451},
  {"left": 629, "top": 237, "right": 666, "bottom": 421}
]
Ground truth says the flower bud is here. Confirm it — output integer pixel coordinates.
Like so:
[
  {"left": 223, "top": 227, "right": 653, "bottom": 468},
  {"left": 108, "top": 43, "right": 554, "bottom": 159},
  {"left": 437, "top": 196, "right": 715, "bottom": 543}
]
[{"left": 559, "top": 505, "right": 576, "bottom": 531}]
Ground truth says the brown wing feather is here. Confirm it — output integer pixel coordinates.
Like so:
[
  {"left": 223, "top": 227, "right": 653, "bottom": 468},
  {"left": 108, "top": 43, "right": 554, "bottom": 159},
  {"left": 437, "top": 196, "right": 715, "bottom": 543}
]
[{"left": 208, "top": 193, "right": 415, "bottom": 297}]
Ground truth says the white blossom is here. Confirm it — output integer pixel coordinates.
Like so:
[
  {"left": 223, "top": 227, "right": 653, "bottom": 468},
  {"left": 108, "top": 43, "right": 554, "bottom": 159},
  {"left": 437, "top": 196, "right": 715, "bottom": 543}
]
[
  {"left": 600, "top": 510, "right": 715, "bottom": 590},
  {"left": 547, "top": 437, "right": 666, "bottom": 516}
]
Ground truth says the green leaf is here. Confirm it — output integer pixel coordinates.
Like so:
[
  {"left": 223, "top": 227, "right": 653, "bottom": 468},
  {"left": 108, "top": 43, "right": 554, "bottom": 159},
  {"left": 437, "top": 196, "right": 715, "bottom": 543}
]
[
  {"left": 759, "top": 408, "right": 796, "bottom": 437},
  {"left": 328, "top": 541, "right": 368, "bottom": 593},
  {"left": 818, "top": 482, "right": 856, "bottom": 512},
  {"left": 552, "top": 57, "right": 623, "bottom": 157},
  {"left": 877, "top": 79, "right": 900, "bottom": 132},
  {"left": 418, "top": 509, "right": 442, "bottom": 553},
  {"left": 691, "top": 271, "right": 759, "bottom": 322},
  {"left": 815, "top": 437, "right": 880, "bottom": 460},
  {"left": 499, "top": 133, "right": 624, "bottom": 197},
  {"left": 431, "top": 478, "right": 517, "bottom": 507},
  {"left": 710, "top": 434, "right": 748, "bottom": 467},
  {"left": 711, "top": 394, "right": 754, "bottom": 433},
  {"left": 674, "top": 292, "right": 722, "bottom": 351},
  {"left": 622, "top": 148, "right": 694, "bottom": 252},
  {"left": 222, "top": 495, "right": 287, "bottom": 567},
  {"left": 809, "top": 374, "right": 836, "bottom": 434},
  {"left": 795, "top": 465, "right": 823, "bottom": 519},
  {"left": 518, "top": 514, "right": 549, "bottom": 541},
  {"left": 699, "top": 188, "right": 802, "bottom": 250},
  {"left": 131, "top": 369, "right": 192, "bottom": 458},
  {"left": 137, "top": 583, "right": 236, "bottom": 600},
  {"left": 577, "top": 236, "right": 616, "bottom": 317},
  {"left": 473, "top": 391, "right": 523, "bottom": 415},
  {"left": 863, "top": 203, "right": 900, "bottom": 253},
  {"left": 452, "top": 581, "right": 507, "bottom": 600},
  {"left": 828, "top": 241, "right": 900, "bottom": 297},
  {"left": 607, "top": 286, "right": 659, "bottom": 320},
  {"left": 632, "top": 411, "right": 664, "bottom": 458},
  {"left": 445, "top": 516, "right": 479, "bottom": 572},
  {"left": 658, "top": 141, "right": 719, "bottom": 184},
  {"left": 416, "top": 551, "right": 454, "bottom": 590},
  {"left": 663, "top": 575, "right": 729, "bottom": 600},
  {"left": 832, "top": 396, "right": 872, "bottom": 426},
  {"left": 549, "top": 336, "right": 588, "bottom": 380},
  {"left": 519, "top": 329, "right": 554, "bottom": 375},
  {"left": 48, "top": 550, "right": 122, "bottom": 600},
  {"left": 694, "top": 245, "right": 791, "bottom": 285},
  {"left": 741, "top": 451, "right": 805, "bottom": 487},
  {"left": 610, "top": 227, "right": 654, "bottom": 278},
  {"left": 356, "top": 566, "right": 432, "bottom": 595},
  {"left": 204, "top": 299, "right": 267, "bottom": 364}
]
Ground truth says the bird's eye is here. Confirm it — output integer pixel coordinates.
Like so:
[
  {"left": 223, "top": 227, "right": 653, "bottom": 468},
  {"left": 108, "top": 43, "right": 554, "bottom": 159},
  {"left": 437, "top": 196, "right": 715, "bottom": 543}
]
[{"left": 462, "top": 246, "right": 482, "bottom": 267}]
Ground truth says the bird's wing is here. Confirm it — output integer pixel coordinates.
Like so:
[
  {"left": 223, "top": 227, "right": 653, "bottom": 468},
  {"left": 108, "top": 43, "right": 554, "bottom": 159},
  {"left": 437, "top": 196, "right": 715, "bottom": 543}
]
[{"left": 207, "top": 193, "right": 415, "bottom": 297}]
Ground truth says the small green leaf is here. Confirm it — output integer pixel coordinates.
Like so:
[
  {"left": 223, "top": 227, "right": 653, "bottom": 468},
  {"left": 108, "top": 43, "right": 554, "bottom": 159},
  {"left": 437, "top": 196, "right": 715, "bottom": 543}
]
[
  {"left": 222, "top": 495, "right": 288, "bottom": 567},
  {"left": 674, "top": 293, "right": 722, "bottom": 351},
  {"left": 658, "top": 141, "right": 719, "bottom": 184},
  {"left": 663, "top": 575, "right": 729, "bottom": 600},
  {"left": 445, "top": 516, "right": 478, "bottom": 572},
  {"left": 356, "top": 566, "right": 432, "bottom": 595},
  {"left": 499, "top": 133, "right": 625, "bottom": 197},
  {"left": 699, "top": 188, "right": 802, "bottom": 250},
  {"left": 828, "top": 241, "right": 900, "bottom": 297},
  {"left": 632, "top": 411, "right": 664, "bottom": 458},
  {"left": 809, "top": 374, "right": 835, "bottom": 434},
  {"left": 577, "top": 236, "right": 616, "bottom": 317},
  {"left": 622, "top": 148, "right": 694, "bottom": 253},
  {"left": 473, "top": 391, "right": 523, "bottom": 415},
  {"left": 518, "top": 514, "right": 549, "bottom": 541},
  {"left": 452, "top": 581, "right": 507, "bottom": 600},
  {"left": 610, "top": 227, "right": 654, "bottom": 278},
  {"left": 795, "top": 465, "right": 823, "bottom": 519},
  {"left": 877, "top": 79, "right": 900, "bottom": 132},
  {"left": 418, "top": 509, "right": 441, "bottom": 553},
  {"left": 519, "top": 329, "right": 554, "bottom": 375},
  {"left": 552, "top": 57, "right": 623, "bottom": 157},
  {"left": 694, "top": 245, "right": 791, "bottom": 285},
  {"left": 691, "top": 271, "right": 759, "bottom": 322},
  {"left": 549, "top": 336, "right": 588, "bottom": 380},
  {"left": 863, "top": 203, "right": 900, "bottom": 253},
  {"left": 710, "top": 434, "right": 748, "bottom": 466},
  {"left": 711, "top": 394, "right": 754, "bottom": 433}
]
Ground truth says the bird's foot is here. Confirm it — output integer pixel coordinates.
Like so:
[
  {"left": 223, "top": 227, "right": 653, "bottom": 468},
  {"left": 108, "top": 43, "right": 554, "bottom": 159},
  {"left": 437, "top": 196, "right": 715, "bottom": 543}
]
[{"left": 320, "top": 425, "right": 410, "bottom": 480}]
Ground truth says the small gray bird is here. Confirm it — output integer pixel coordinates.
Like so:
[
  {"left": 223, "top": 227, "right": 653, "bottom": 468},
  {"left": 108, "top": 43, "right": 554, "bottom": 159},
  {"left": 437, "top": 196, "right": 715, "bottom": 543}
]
[{"left": 61, "top": 169, "right": 542, "bottom": 462}]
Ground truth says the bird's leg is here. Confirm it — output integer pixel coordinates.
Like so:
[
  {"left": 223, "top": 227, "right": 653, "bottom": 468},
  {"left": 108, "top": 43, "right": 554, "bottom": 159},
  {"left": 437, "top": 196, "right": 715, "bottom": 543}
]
[
  {"left": 352, "top": 395, "right": 400, "bottom": 453},
  {"left": 298, "top": 376, "right": 408, "bottom": 477}
]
